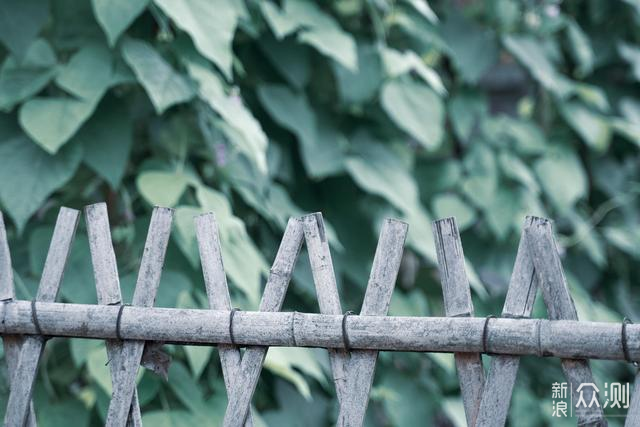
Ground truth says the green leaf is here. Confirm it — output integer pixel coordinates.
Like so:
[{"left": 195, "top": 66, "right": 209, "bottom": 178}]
[
  {"left": 197, "top": 187, "right": 268, "bottom": 307},
  {"left": 0, "top": 38, "right": 57, "bottom": 111},
  {"left": 403, "top": 0, "right": 438, "bottom": 23},
  {"left": 504, "top": 35, "right": 574, "bottom": 97},
  {"left": 403, "top": 204, "right": 437, "bottom": 262},
  {"left": 566, "top": 212, "right": 606, "bottom": 267},
  {"left": 155, "top": 0, "right": 238, "bottom": 78},
  {"left": 19, "top": 42, "right": 113, "bottom": 153},
  {"left": 415, "top": 159, "right": 462, "bottom": 199},
  {"left": 380, "top": 47, "right": 446, "bottom": 95},
  {"left": 29, "top": 227, "right": 97, "bottom": 303},
  {"left": 172, "top": 206, "right": 203, "bottom": 268},
  {"left": 55, "top": 42, "right": 113, "bottom": 102},
  {"left": 121, "top": 38, "right": 194, "bottom": 114},
  {"left": 257, "top": 84, "right": 313, "bottom": 142},
  {"left": 141, "top": 411, "right": 198, "bottom": 427},
  {"left": 379, "top": 374, "right": 436, "bottom": 427},
  {"left": 137, "top": 171, "right": 190, "bottom": 207},
  {"left": 0, "top": 0, "right": 49, "bottom": 59},
  {"left": 36, "top": 399, "right": 90, "bottom": 427},
  {"left": 534, "top": 146, "right": 587, "bottom": 212},
  {"left": 448, "top": 90, "right": 487, "bottom": 142},
  {"left": 260, "top": 1, "right": 300, "bottom": 39},
  {"left": 262, "top": 381, "right": 329, "bottom": 427},
  {"left": 257, "top": 84, "right": 345, "bottom": 178},
  {"left": 509, "top": 389, "right": 546, "bottom": 427},
  {"left": 167, "top": 361, "right": 207, "bottom": 413},
  {"left": 70, "top": 339, "right": 102, "bottom": 367},
  {"left": 566, "top": 20, "right": 594, "bottom": 78},
  {"left": 618, "top": 42, "right": 640, "bottom": 81},
  {"left": 298, "top": 28, "right": 357, "bottom": 71},
  {"left": 18, "top": 97, "right": 96, "bottom": 154},
  {"left": 0, "top": 136, "right": 82, "bottom": 233},
  {"left": 186, "top": 60, "right": 268, "bottom": 174},
  {"left": 261, "top": 0, "right": 357, "bottom": 70},
  {"left": 613, "top": 98, "right": 640, "bottom": 147},
  {"left": 345, "top": 139, "right": 419, "bottom": 213},
  {"left": 205, "top": 211, "right": 267, "bottom": 307},
  {"left": 92, "top": 0, "right": 149, "bottom": 46},
  {"left": 441, "top": 398, "right": 466, "bottom": 427},
  {"left": 172, "top": 187, "right": 268, "bottom": 307},
  {"left": 264, "top": 347, "right": 326, "bottom": 399},
  {"left": 77, "top": 100, "right": 133, "bottom": 189},
  {"left": 604, "top": 226, "right": 640, "bottom": 259},
  {"left": 573, "top": 84, "right": 610, "bottom": 112},
  {"left": 86, "top": 343, "right": 112, "bottom": 395},
  {"left": 481, "top": 116, "right": 547, "bottom": 155},
  {"left": 560, "top": 101, "right": 611, "bottom": 151},
  {"left": 137, "top": 373, "right": 162, "bottom": 406},
  {"left": 620, "top": 98, "right": 640, "bottom": 123},
  {"left": 441, "top": 12, "right": 498, "bottom": 83},
  {"left": 259, "top": 36, "right": 310, "bottom": 89},
  {"left": 156, "top": 271, "right": 192, "bottom": 307},
  {"left": 380, "top": 79, "right": 444, "bottom": 150},
  {"left": 432, "top": 193, "right": 475, "bottom": 230},
  {"left": 333, "top": 44, "right": 383, "bottom": 104},
  {"left": 498, "top": 151, "right": 539, "bottom": 194},
  {"left": 460, "top": 144, "right": 498, "bottom": 210},
  {"left": 483, "top": 185, "right": 524, "bottom": 240}
]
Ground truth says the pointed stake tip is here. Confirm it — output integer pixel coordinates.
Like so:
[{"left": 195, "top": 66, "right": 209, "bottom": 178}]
[
  {"left": 301, "top": 212, "right": 323, "bottom": 221},
  {"left": 84, "top": 202, "right": 108, "bottom": 216},
  {"left": 524, "top": 215, "right": 552, "bottom": 227},
  {"left": 152, "top": 206, "right": 176, "bottom": 213}
]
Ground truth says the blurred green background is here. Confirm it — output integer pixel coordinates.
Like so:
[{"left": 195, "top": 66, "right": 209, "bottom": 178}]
[{"left": 0, "top": 0, "right": 639, "bottom": 425}]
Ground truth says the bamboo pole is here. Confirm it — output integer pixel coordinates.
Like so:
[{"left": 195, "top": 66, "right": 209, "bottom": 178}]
[{"left": 1, "top": 300, "right": 639, "bottom": 361}]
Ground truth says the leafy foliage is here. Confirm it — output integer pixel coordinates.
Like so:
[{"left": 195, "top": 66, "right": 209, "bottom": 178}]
[{"left": 0, "top": 0, "right": 639, "bottom": 425}]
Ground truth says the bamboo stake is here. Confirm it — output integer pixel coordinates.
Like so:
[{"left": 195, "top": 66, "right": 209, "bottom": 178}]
[
  {"left": 475, "top": 217, "right": 539, "bottom": 427},
  {"left": 195, "top": 213, "right": 254, "bottom": 427},
  {"left": 526, "top": 217, "right": 605, "bottom": 425},
  {"left": 4, "top": 207, "right": 80, "bottom": 427},
  {"left": 336, "top": 218, "right": 408, "bottom": 427},
  {"left": 0, "top": 212, "right": 37, "bottom": 427},
  {"left": 433, "top": 217, "right": 484, "bottom": 427},
  {"left": 222, "top": 217, "right": 304, "bottom": 427},
  {"left": 85, "top": 203, "right": 142, "bottom": 427},
  {"left": 105, "top": 207, "right": 173, "bottom": 427},
  {"left": 302, "top": 213, "right": 348, "bottom": 403}
]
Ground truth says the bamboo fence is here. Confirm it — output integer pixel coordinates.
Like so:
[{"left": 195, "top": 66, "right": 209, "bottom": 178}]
[{"left": 0, "top": 203, "right": 637, "bottom": 427}]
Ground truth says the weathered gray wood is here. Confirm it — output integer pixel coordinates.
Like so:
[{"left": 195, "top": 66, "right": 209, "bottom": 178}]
[
  {"left": 1, "top": 301, "right": 639, "bottom": 358},
  {"left": 0, "top": 212, "right": 37, "bottom": 427},
  {"left": 336, "top": 218, "right": 408, "bottom": 427},
  {"left": 4, "top": 207, "right": 80, "bottom": 427},
  {"left": 1, "top": 205, "right": 638, "bottom": 426},
  {"left": 475, "top": 217, "right": 539, "bottom": 427},
  {"left": 0, "top": 212, "right": 14, "bottom": 302},
  {"left": 222, "top": 217, "right": 304, "bottom": 427},
  {"left": 526, "top": 217, "right": 606, "bottom": 426},
  {"left": 625, "top": 370, "right": 640, "bottom": 427},
  {"left": 105, "top": 207, "right": 173, "bottom": 427},
  {"left": 85, "top": 203, "right": 142, "bottom": 427},
  {"left": 86, "top": 203, "right": 122, "bottom": 306},
  {"left": 433, "top": 217, "right": 485, "bottom": 427},
  {"left": 195, "top": 213, "right": 254, "bottom": 427},
  {"left": 302, "top": 213, "right": 348, "bottom": 402}
]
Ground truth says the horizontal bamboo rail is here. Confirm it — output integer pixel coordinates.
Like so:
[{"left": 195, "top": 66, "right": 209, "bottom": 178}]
[{"left": 1, "top": 301, "right": 639, "bottom": 360}]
